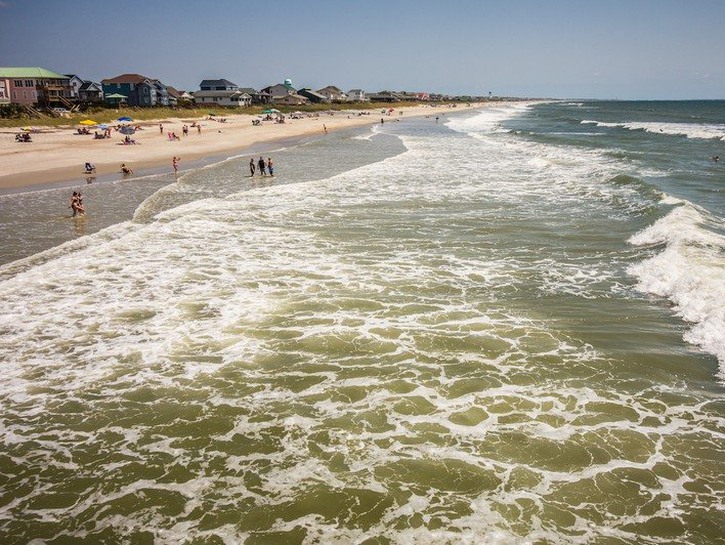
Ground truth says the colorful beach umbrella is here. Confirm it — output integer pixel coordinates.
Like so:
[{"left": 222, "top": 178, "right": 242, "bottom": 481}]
[
  {"left": 79, "top": 119, "right": 97, "bottom": 126},
  {"left": 117, "top": 116, "right": 133, "bottom": 122}
]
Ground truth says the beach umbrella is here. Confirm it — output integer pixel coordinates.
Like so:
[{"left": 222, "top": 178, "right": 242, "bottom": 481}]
[
  {"left": 119, "top": 126, "right": 135, "bottom": 135},
  {"left": 117, "top": 116, "right": 133, "bottom": 122},
  {"left": 97, "top": 124, "right": 108, "bottom": 130},
  {"left": 262, "top": 108, "right": 280, "bottom": 114},
  {"left": 79, "top": 119, "right": 97, "bottom": 126}
]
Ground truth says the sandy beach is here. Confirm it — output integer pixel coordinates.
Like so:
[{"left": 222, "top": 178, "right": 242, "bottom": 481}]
[{"left": 0, "top": 104, "right": 480, "bottom": 191}]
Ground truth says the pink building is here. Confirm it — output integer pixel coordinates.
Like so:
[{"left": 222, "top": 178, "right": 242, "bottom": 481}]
[{"left": 0, "top": 67, "right": 71, "bottom": 107}]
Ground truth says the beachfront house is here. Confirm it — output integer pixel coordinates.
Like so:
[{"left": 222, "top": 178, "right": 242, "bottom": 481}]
[
  {"left": 194, "top": 79, "right": 252, "bottom": 107},
  {"left": 78, "top": 81, "right": 104, "bottom": 103},
  {"left": 66, "top": 74, "right": 104, "bottom": 104},
  {"left": 0, "top": 79, "right": 8, "bottom": 105},
  {"left": 66, "top": 75, "right": 84, "bottom": 99},
  {"left": 238, "top": 88, "right": 272, "bottom": 105},
  {"left": 317, "top": 86, "right": 346, "bottom": 103},
  {"left": 366, "top": 91, "right": 402, "bottom": 103},
  {"left": 0, "top": 67, "right": 73, "bottom": 109},
  {"left": 297, "top": 88, "right": 327, "bottom": 104},
  {"left": 199, "top": 79, "right": 238, "bottom": 92},
  {"left": 262, "top": 79, "right": 310, "bottom": 106},
  {"left": 262, "top": 78, "right": 297, "bottom": 99},
  {"left": 273, "top": 93, "right": 309, "bottom": 106},
  {"left": 398, "top": 91, "right": 428, "bottom": 102},
  {"left": 166, "top": 86, "right": 194, "bottom": 107},
  {"left": 347, "top": 89, "right": 368, "bottom": 102},
  {"left": 101, "top": 74, "right": 169, "bottom": 107}
]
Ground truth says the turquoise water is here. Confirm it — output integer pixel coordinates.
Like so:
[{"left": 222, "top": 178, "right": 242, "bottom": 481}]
[{"left": 0, "top": 102, "right": 723, "bottom": 544}]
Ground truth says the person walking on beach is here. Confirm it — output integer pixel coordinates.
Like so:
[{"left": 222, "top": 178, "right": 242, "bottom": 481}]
[
  {"left": 267, "top": 157, "right": 274, "bottom": 177},
  {"left": 249, "top": 158, "right": 256, "bottom": 177},
  {"left": 159, "top": 123, "right": 163, "bottom": 135},
  {"left": 173, "top": 156, "right": 180, "bottom": 174},
  {"left": 258, "top": 156, "right": 266, "bottom": 176}
]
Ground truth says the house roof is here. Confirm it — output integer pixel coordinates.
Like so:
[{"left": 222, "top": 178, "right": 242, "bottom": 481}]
[
  {"left": 298, "top": 88, "right": 326, "bottom": 100},
  {"left": 318, "top": 85, "right": 343, "bottom": 94},
  {"left": 101, "top": 73, "right": 155, "bottom": 84},
  {"left": 272, "top": 93, "right": 308, "bottom": 103},
  {"left": 194, "top": 90, "right": 248, "bottom": 98},
  {"left": 79, "top": 81, "right": 102, "bottom": 91},
  {"left": 0, "top": 67, "right": 69, "bottom": 79},
  {"left": 199, "top": 79, "right": 238, "bottom": 88}
]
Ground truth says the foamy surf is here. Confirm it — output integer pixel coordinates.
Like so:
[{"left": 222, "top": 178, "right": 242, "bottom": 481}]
[
  {"left": 629, "top": 200, "right": 725, "bottom": 377},
  {"left": 582, "top": 119, "right": 725, "bottom": 140},
  {"left": 1, "top": 100, "right": 723, "bottom": 544}
]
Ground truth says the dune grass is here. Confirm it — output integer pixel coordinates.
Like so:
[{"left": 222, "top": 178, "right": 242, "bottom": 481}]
[{"left": 0, "top": 102, "right": 436, "bottom": 129}]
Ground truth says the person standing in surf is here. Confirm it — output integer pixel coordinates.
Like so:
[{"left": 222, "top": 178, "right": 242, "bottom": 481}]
[
  {"left": 258, "top": 156, "right": 266, "bottom": 176},
  {"left": 69, "top": 191, "right": 85, "bottom": 217},
  {"left": 249, "top": 158, "right": 256, "bottom": 177}
]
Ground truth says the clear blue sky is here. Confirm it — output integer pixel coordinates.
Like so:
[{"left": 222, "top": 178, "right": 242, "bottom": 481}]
[{"left": 1, "top": 0, "right": 723, "bottom": 99}]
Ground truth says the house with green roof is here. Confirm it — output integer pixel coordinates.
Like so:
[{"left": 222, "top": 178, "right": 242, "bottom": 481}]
[{"left": 0, "top": 67, "right": 72, "bottom": 108}]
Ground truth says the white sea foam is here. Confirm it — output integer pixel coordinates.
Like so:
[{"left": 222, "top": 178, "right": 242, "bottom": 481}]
[
  {"left": 582, "top": 119, "right": 725, "bottom": 140},
  {"left": 2, "top": 104, "right": 723, "bottom": 544},
  {"left": 446, "top": 103, "right": 532, "bottom": 134},
  {"left": 629, "top": 201, "right": 725, "bottom": 377}
]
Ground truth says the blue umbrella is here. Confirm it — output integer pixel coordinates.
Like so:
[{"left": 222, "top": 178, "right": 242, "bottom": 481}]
[
  {"left": 97, "top": 124, "right": 109, "bottom": 130},
  {"left": 117, "top": 116, "right": 133, "bottom": 122}
]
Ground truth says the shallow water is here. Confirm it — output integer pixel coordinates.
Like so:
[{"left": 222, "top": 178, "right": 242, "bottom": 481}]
[{"left": 0, "top": 102, "right": 723, "bottom": 544}]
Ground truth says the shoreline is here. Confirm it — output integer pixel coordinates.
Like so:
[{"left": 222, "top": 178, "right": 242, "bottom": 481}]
[{"left": 0, "top": 103, "right": 486, "bottom": 193}]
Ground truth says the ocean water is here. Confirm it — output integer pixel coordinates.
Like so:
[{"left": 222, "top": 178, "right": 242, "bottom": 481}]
[{"left": 0, "top": 101, "right": 723, "bottom": 544}]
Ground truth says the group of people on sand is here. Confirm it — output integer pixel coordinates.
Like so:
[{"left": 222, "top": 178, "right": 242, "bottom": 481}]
[{"left": 249, "top": 157, "right": 274, "bottom": 177}]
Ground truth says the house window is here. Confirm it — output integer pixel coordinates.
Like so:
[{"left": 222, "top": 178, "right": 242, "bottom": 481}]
[
  {"left": 25, "top": 80, "right": 34, "bottom": 87},
  {"left": 14, "top": 80, "right": 23, "bottom": 87}
]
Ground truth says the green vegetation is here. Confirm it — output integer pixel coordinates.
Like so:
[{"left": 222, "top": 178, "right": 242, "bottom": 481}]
[{"left": 0, "top": 102, "right": 442, "bottom": 129}]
